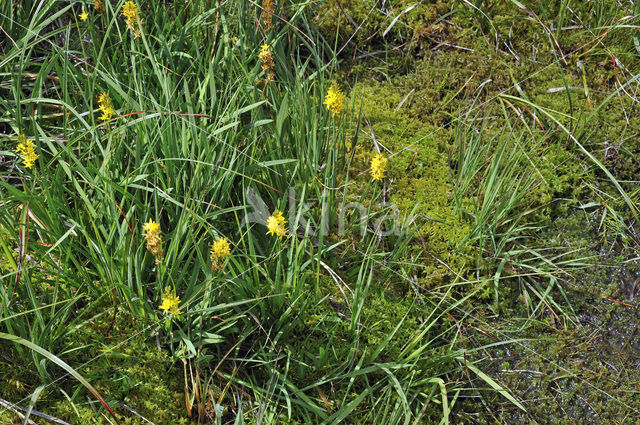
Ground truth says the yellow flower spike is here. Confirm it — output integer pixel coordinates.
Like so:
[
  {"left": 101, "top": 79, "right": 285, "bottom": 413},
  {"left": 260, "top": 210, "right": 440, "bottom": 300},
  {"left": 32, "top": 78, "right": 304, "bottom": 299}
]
[
  {"left": 261, "top": 0, "right": 275, "bottom": 30},
  {"left": 210, "top": 236, "right": 231, "bottom": 271},
  {"left": 79, "top": 11, "right": 88, "bottom": 21},
  {"left": 266, "top": 210, "right": 288, "bottom": 238},
  {"left": 370, "top": 153, "right": 388, "bottom": 181},
  {"left": 15, "top": 135, "right": 39, "bottom": 169},
  {"left": 258, "top": 44, "right": 272, "bottom": 66},
  {"left": 97, "top": 92, "right": 115, "bottom": 121},
  {"left": 159, "top": 286, "right": 182, "bottom": 316},
  {"left": 258, "top": 43, "right": 275, "bottom": 84},
  {"left": 121, "top": 1, "right": 142, "bottom": 38},
  {"left": 143, "top": 218, "right": 164, "bottom": 261},
  {"left": 323, "top": 81, "right": 346, "bottom": 117}
]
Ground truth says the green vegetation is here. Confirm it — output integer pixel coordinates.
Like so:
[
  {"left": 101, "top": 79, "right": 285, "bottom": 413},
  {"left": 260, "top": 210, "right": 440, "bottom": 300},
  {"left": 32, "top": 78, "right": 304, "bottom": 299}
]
[{"left": 1, "top": 0, "right": 639, "bottom": 423}]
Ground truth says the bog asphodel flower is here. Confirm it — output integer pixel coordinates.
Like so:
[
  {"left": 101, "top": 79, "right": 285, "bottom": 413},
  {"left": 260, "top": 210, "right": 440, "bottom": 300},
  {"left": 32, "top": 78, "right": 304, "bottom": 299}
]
[
  {"left": 210, "top": 236, "right": 231, "bottom": 271},
  {"left": 159, "top": 286, "right": 181, "bottom": 316},
  {"left": 324, "top": 81, "right": 346, "bottom": 116},
  {"left": 94, "top": 0, "right": 104, "bottom": 11},
  {"left": 258, "top": 44, "right": 275, "bottom": 83},
  {"left": 259, "top": 44, "right": 272, "bottom": 65},
  {"left": 15, "top": 135, "right": 39, "bottom": 169},
  {"left": 262, "top": 0, "right": 275, "bottom": 30},
  {"left": 143, "top": 218, "right": 163, "bottom": 263},
  {"left": 121, "top": 1, "right": 141, "bottom": 38},
  {"left": 266, "top": 210, "right": 287, "bottom": 238},
  {"left": 79, "top": 11, "right": 88, "bottom": 20},
  {"left": 97, "top": 92, "right": 115, "bottom": 121},
  {"left": 370, "top": 153, "right": 387, "bottom": 181}
]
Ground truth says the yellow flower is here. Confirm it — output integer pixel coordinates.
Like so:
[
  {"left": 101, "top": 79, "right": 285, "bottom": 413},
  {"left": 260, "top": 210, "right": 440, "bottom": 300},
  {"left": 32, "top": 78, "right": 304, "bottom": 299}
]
[
  {"left": 79, "top": 11, "right": 88, "bottom": 20},
  {"left": 143, "top": 218, "right": 163, "bottom": 261},
  {"left": 266, "top": 210, "right": 288, "bottom": 238},
  {"left": 258, "top": 44, "right": 275, "bottom": 84},
  {"left": 97, "top": 92, "right": 115, "bottom": 121},
  {"left": 15, "top": 135, "right": 39, "bottom": 169},
  {"left": 159, "top": 286, "right": 181, "bottom": 316},
  {"left": 258, "top": 44, "right": 272, "bottom": 66},
  {"left": 370, "top": 153, "right": 387, "bottom": 181},
  {"left": 210, "top": 236, "right": 231, "bottom": 271},
  {"left": 324, "top": 81, "right": 346, "bottom": 116},
  {"left": 122, "top": 1, "right": 141, "bottom": 38}
]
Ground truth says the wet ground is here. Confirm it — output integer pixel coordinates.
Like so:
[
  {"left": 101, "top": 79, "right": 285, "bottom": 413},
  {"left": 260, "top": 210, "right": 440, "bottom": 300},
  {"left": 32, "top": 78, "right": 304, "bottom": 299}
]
[{"left": 460, "top": 214, "right": 640, "bottom": 424}]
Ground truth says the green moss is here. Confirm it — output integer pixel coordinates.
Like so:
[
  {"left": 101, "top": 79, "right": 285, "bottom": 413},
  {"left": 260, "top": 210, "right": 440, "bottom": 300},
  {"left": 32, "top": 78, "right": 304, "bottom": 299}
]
[
  {"left": 315, "top": 0, "right": 456, "bottom": 54},
  {"left": 342, "top": 76, "right": 474, "bottom": 281},
  {"left": 0, "top": 307, "right": 186, "bottom": 425}
]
